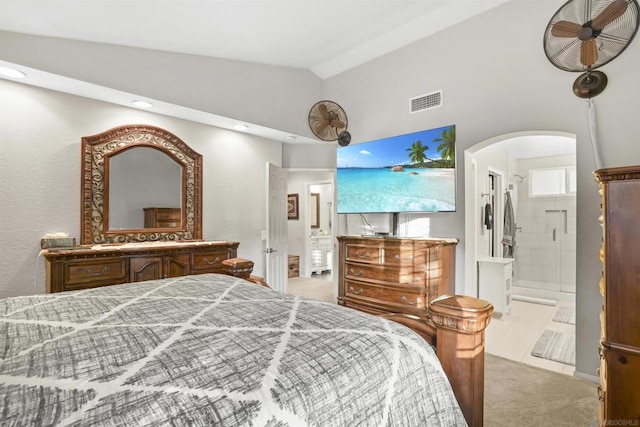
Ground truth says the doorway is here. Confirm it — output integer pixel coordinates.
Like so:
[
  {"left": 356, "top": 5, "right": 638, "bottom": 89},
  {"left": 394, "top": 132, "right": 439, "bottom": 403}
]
[
  {"left": 285, "top": 170, "right": 336, "bottom": 279},
  {"left": 464, "top": 131, "right": 577, "bottom": 375},
  {"left": 464, "top": 131, "right": 577, "bottom": 301},
  {"left": 306, "top": 182, "right": 333, "bottom": 279}
]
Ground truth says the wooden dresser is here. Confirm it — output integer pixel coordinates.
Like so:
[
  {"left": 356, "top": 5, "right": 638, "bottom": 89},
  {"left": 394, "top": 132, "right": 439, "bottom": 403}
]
[
  {"left": 44, "top": 241, "right": 240, "bottom": 293},
  {"left": 337, "top": 235, "right": 458, "bottom": 316},
  {"left": 594, "top": 166, "right": 640, "bottom": 425},
  {"left": 143, "top": 207, "right": 182, "bottom": 228}
]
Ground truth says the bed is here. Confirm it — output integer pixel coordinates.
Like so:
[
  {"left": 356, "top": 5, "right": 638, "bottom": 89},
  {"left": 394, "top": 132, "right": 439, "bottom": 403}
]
[{"left": 1, "top": 273, "right": 469, "bottom": 426}]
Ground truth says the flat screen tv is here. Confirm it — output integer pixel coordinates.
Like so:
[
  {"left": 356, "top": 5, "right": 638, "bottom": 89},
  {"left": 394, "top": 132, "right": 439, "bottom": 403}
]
[{"left": 336, "top": 124, "right": 456, "bottom": 214}]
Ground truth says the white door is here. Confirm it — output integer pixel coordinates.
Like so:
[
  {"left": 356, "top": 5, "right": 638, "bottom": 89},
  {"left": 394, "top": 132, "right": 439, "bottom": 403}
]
[{"left": 265, "top": 163, "right": 288, "bottom": 292}]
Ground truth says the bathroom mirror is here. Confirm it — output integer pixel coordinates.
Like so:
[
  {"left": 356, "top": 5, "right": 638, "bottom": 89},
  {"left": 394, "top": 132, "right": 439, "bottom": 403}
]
[
  {"left": 81, "top": 124, "right": 202, "bottom": 244},
  {"left": 310, "top": 193, "right": 320, "bottom": 228}
]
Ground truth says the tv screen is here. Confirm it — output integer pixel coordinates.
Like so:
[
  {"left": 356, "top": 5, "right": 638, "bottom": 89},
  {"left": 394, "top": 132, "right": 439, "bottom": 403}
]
[{"left": 336, "top": 124, "right": 456, "bottom": 214}]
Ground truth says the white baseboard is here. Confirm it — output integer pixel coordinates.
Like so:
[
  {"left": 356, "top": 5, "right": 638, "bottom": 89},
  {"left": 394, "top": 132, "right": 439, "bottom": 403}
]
[
  {"left": 512, "top": 294, "right": 556, "bottom": 306},
  {"left": 573, "top": 370, "right": 600, "bottom": 384}
]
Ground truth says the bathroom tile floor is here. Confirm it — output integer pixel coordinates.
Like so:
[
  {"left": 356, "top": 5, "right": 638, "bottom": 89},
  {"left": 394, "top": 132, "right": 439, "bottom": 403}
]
[{"left": 485, "top": 299, "right": 576, "bottom": 376}]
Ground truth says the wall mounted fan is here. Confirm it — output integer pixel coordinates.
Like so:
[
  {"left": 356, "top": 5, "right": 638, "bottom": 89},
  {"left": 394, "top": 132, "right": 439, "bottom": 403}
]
[
  {"left": 308, "top": 100, "right": 351, "bottom": 145},
  {"left": 543, "top": 0, "right": 639, "bottom": 98}
]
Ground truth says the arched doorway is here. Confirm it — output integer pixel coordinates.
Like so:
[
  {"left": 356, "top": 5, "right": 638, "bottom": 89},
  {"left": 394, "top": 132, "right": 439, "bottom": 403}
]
[{"left": 464, "top": 130, "right": 578, "bottom": 374}]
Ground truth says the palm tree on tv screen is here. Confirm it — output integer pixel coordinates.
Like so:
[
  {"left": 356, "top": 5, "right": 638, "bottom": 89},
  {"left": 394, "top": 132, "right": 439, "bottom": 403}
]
[
  {"left": 434, "top": 126, "right": 455, "bottom": 168},
  {"left": 406, "top": 140, "right": 428, "bottom": 165}
]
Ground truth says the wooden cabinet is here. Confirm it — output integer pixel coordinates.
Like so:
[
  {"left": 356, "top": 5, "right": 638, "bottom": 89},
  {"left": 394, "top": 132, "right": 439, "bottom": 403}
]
[
  {"left": 337, "top": 235, "right": 458, "bottom": 316},
  {"left": 594, "top": 166, "right": 640, "bottom": 425},
  {"left": 288, "top": 255, "right": 299, "bottom": 278},
  {"left": 143, "top": 207, "right": 181, "bottom": 228},
  {"left": 129, "top": 254, "right": 190, "bottom": 282},
  {"left": 44, "top": 241, "right": 239, "bottom": 293}
]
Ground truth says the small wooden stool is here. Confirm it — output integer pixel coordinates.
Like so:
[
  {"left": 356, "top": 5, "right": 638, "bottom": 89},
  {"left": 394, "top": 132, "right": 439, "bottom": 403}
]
[{"left": 222, "top": 257, "right": 254, "bottom": 279}]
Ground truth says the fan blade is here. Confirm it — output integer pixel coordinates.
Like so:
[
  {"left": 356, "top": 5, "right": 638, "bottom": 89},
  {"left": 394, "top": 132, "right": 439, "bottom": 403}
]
[
  {"left": 330, "top": 120, "right": 346, "bottom": 129},
  {"left": 318, "top": 103, "right": 329, "bottom": 120},
  {"left": 592, "top": 0, "right": 628, "bottom": 30},
  {"left": 551, "top": 20, "right": 582, "bottom": 37},
  {"left": 315, "top": 121, "right": 329, "bottom": 135},
  {"left": 580, "top": 38, "right": 598, "bottom": 67}
]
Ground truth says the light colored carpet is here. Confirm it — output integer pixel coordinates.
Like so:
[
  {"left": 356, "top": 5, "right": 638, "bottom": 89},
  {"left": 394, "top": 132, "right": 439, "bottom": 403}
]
[
  {"left": 531, "top": 330, "right": 576, "bottom": 366},
  {"left": 553, "top": 306, "right": 576, "bottom": 325},
  {"left": 287, "top": 275, "right": 336, "bottom": 304},
  {"left": 485, "top": 354, "right": 597, "bottom": 427}
]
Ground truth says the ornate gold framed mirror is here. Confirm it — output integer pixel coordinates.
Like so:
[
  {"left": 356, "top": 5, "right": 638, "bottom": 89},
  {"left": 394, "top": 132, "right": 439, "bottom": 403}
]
[{"left": 80, "top": 124, "right": 202, "bottom": 244}]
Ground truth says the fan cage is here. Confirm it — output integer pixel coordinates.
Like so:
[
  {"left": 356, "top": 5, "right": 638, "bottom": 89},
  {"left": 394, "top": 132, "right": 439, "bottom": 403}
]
[{"left": 544, "top": 0, "right": 640, "bottom": 72}]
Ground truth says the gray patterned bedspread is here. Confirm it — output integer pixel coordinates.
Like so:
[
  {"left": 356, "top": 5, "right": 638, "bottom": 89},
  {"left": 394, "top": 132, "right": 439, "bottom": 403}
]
[{"left": 0, "top": 273, "right": 465, "bottom": 426}]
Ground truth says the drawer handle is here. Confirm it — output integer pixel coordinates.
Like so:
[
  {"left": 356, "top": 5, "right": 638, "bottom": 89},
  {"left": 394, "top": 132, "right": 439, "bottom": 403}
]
[
  {"left": 354, "top": 251, "right": 370, "bottom": 259},
  {"left": 202, "top": 256, "right": 220, "bottom": 265},
  {"left": 401, "top": 277, "right": 422, "bottom": 284},
  {"left": 80, "top": 266, "right": 109, "bottom": 276},
  {"left": 401, "top": 296, "right": 417, "bottom": 306},
  {"left": 348, "top": 268, "right": 364, "bottom": 277},
  {"left": 349, "top": 287, "right": 364, "bottom": 295},
  {"left": 394, "top": 254, "right": 414, "bottom": 262}
]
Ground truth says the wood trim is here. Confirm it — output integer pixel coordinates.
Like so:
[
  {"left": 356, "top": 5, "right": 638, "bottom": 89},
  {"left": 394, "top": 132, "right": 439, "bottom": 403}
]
[
  {"left": 80, "top": 124, "right": 203, "bottom": 244},
  {"left": 429, "top": 295, "right": 493, "bottom": 427}
]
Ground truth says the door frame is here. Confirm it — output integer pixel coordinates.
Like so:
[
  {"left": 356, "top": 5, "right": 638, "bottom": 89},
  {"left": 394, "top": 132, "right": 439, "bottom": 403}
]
[{"left": 304, "top": 179, "right": 334, "bottom": 279}]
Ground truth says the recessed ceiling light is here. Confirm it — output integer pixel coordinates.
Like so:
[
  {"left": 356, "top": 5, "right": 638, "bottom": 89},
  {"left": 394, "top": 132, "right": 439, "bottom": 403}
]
[
  {"left": 132, "top": 100, "right": 152, "bottom": 108},
  {"left": 0, "top": 67, "right": 26, "bottom": 79},
  {"left": 233, "top": 124, "right": 249, "bottom": 131}
]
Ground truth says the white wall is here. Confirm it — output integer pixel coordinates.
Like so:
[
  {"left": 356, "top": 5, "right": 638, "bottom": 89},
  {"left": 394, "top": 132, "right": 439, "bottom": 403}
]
[
  {"left": 322, "top": 0, "right": 640, "bottom": 379},
  {"left": 0, "top": 80, "right": 281, "bottom": 298}
]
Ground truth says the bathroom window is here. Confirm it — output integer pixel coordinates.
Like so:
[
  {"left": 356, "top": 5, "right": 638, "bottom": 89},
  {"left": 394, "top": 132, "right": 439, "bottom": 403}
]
[{"left": 529, "top": 166, "right": 576, "bottom": 196}]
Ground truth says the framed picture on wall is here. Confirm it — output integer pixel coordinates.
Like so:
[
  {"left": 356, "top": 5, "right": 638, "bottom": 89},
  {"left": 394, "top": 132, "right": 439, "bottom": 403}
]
[
  {"left": 288, "top": 194, "right": 299, "bottom": 220},
  {"left": 310, "top": 193, "right": 320, "bottom": 228}
]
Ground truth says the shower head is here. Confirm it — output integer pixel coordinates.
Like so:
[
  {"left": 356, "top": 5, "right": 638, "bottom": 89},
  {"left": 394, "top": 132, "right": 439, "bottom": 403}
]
[{"left": 513, "top": 174, "right": 527, "bottom": 183}]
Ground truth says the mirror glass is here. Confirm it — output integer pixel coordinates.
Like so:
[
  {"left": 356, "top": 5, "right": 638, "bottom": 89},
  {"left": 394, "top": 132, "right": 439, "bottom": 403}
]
[
  {"left": 108, "top": 147, "right": 182, "bottom": 230},
  {"left": 81, "top": 124, "right": 202, "bottom": 244}
]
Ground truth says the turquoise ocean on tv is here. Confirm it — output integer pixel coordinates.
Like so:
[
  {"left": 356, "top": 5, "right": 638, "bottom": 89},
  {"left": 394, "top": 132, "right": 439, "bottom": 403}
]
[{"left": 337, "top": 167, "right": 455, "bottom": 213}]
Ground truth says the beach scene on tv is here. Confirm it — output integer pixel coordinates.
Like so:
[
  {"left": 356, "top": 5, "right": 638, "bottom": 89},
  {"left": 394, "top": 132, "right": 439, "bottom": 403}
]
[{"left": 337, "top": 125, "right": 456, "bottom": 214}]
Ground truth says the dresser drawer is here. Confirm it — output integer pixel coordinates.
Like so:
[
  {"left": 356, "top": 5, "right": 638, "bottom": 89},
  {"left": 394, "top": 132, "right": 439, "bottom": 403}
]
[
  {"left": 344, "top": 279, "right": 427, "bottom": 311},
  {"left": 344, "top": 262, "right": 425, "bottom": 287},
  {"left": 344, "top": 243, "right": 426, "bottom": 267},
  {"left": 381, "top": 246, "right": 426, "bottom": 266},
  {"left": 192, "top": 250, "right": 229, "bottom": 272},
  {"left": 64, "top": 259, "right": 128, "bottom": 289},
  {"left": 345, "top": 244, "right": 382, "bottom": 264},
  {"left": 155, "top": 210, "right": 180, "bottom": 220}
]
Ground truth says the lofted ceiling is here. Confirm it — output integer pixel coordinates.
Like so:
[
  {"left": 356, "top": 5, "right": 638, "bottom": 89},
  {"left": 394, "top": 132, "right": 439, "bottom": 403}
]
[
  {"left": 1, "top": 0, "right": 513, "bottom": 143},
  {"left": 0, "top": 0, "right": 511, "bottom": 79}
]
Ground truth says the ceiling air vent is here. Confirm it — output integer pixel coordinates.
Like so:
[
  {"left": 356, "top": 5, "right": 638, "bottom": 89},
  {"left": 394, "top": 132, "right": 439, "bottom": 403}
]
[{"left": 410, "top": 90, "right": 442, "bottom": 114}]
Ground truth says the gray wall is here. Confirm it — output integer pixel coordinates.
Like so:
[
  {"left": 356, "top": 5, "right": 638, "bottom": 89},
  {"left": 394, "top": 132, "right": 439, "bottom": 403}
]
[
  {"left": 0, "top": 80, "right": 282, "bottom": 298},
  {"left": 322, "top": 0, "right": 640, "bottom": 379},
  {"left": 1, "top": 0, "right": 639, "bottom": 379},
  {"left": 0, "top": 31, "right": 323, "bottom": 138}
]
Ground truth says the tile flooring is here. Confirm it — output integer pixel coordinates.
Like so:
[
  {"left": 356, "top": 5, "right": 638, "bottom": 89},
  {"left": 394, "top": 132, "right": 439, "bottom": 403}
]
[{"left": 485, "top": 299, "right": 576, "bottom": 376}]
